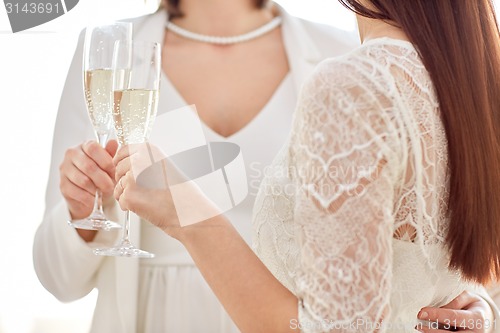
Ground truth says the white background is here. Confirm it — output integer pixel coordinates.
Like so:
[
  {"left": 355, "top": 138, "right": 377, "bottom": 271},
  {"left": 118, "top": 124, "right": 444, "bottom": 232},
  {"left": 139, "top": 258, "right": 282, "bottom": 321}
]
[{"left": 0, "top": 1, "right": 497, "bottom": 332}]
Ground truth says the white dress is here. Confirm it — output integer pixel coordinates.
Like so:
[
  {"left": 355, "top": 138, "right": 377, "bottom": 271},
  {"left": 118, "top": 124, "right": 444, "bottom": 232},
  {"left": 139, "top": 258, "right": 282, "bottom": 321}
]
[
  {"left": 32, "top": 8, "right": 365, "bottom": 333},
  {"left": 33, "top": 9, "right": 499, "bottom": 332},
  {"left": 136, "top": 73, "right": 296, "bottom": 332},
  {"left": 252, "top": 38, "right": 475, "bottom": 332}
]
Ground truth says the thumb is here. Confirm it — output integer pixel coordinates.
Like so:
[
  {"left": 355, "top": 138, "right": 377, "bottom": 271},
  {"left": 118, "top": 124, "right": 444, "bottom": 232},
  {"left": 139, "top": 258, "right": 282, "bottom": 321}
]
[{"left": 106, "top": 140, "right": 119, "bottom": 157}]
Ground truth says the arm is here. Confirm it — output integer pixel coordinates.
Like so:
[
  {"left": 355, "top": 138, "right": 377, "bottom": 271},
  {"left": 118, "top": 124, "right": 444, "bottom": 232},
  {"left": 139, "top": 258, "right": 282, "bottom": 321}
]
[
  {"left": 288, "top": 60, "right": 402, "bottom": 332},
  {"left": 33, "top": 31, "right": 119, "bottom": 302},
  {"left": 114, "top": 60, "right": 403, "bottom": 332},
  {"left": 181, "top": 218, "right": 298, "bottom": 333},
  {"left": 114, "top": 147, "right": 299, "bottom": 333}
]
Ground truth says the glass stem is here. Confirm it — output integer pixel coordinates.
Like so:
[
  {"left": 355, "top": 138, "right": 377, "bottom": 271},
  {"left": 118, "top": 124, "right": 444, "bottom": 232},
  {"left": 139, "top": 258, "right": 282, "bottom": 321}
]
[
  {"left": 93, "top": 132, "right": 109, "bottom": 216},
  {"left": 122, "top": 210, "right": 131, "bottom": 244},
  {"left": 85, "top": 133, "right": 109, "bottom": 217},
  {"left": 97, "top": 132, "right": 109, "bottom": 147},
  {"left": 93, "top": 189, "right": 104, "bottom": 215}
]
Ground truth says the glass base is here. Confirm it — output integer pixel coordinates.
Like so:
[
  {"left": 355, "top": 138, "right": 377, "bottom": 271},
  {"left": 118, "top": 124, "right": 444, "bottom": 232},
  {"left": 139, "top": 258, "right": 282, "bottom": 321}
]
[
  {"left": 68, "top": 214, "right": 122, "bottom": 231},
  {"left": 93, "top": 241, "right": 155, "bottom": 258}
]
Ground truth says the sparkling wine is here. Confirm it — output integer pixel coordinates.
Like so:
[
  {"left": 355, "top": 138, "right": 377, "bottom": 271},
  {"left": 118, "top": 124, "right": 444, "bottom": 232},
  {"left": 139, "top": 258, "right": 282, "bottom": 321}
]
[
  {"left": 113, "top": 89, "right": 158, "bottom": 145},
  {"left": 84, "top": 68, "right": 129, "bottom": 135}
]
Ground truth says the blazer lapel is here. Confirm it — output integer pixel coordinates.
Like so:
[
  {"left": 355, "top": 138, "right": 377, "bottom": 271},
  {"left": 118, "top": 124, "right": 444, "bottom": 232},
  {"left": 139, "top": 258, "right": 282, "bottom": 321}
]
[
  {"left": 133, "top": 9, "right": 167, "bottom": 44},
  {"left": 135, "top": 9, "right": 172, "bottom": 118},
  {"left": 278, "top": 4, "right": 324, "bottom": 96}
]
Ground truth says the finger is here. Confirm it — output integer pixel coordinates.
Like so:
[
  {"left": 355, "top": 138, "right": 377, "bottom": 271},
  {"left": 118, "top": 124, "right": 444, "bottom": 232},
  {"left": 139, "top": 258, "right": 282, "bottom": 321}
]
[
  {"left": 418, "top": 328, "right": 474, "bottom": 333},
  {"left": 113, "top": 143, "right": 151, "bottom": 166},
  {"left": 61, "top": 148, "right": 94, "bottom": 193},
  {"left": 114, "top": 145, "right": 152, "bottom": 182},
  {"left": 117, "top": 176, "right": 133, "bottom": 211},
  {"left": 72, "top": 148, "right": 115, "bottom": 195},
  {"left": 117, "top": 188, "right": 129, "bottom": 211},
  {"left": 106, "top": 140, "right": 119, "bottom": 157},
  {"left": 60, "top": 178, "right": 95, "bottom": 207},
  {"left": 113, "top": 145, "right": 132, "bottom": 167},
  {"left": 65, "top": 169, "right": 96, "bottom": 195},
  {"left": 114, "top": 176, "right": 125, "bottom": 201},
  {"left": 60, "top": 162, "right": 96, "bottom": 195},
  {"left": 418, "top": 308, "right": 477, "bottom": 326},
  {"left": 117, "top": 171, "right": 142, "bottom": 212},
  {"left": 114, "top": 156, "right": 131, "bottom": 182},
  {"left": 417, "top": 328, "right": 451, "bottom": 333},
  {"left": 66, "top": 197, "right": 94, "bottom": 212},
  {"left": 81, "top": 141, "right": 116, "bottom": 178},
  {"left": 443, "top": 291, "right": 481, "bottom": 310}
]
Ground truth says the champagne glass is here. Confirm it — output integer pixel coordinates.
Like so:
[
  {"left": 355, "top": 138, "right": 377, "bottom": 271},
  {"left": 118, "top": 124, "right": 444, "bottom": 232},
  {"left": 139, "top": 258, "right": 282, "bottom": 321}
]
[
  {"left": 94, "top": 41, "right": 161, "bottom": 258},
  {"left": 69, "top": 22, "right": 132, "bottom": 231}
]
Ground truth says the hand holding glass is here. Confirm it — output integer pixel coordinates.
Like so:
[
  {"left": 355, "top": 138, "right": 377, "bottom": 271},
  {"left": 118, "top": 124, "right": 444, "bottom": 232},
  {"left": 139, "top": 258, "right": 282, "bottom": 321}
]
[
  {"left": 94, "top": 40, "right": 161, "bottom": 258},
  {"left": 69, "top": 22, "right": 132, "bottom": 230}
]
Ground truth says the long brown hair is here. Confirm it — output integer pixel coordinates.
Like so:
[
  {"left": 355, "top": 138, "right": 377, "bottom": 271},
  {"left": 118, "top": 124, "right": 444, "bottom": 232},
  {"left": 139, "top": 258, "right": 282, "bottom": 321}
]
[
  {"left": 338, "top": 0, "right": 500, "bottom": 284},
  {"left": 163, "top": 0, "right": 269, "bottom": 18}
]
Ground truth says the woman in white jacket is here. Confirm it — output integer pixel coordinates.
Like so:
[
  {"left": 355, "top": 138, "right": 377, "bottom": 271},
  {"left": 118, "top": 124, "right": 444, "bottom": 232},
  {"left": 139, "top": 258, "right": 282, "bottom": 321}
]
[{"left": 33, "top": 0, "right": 500, "bottom": 332}]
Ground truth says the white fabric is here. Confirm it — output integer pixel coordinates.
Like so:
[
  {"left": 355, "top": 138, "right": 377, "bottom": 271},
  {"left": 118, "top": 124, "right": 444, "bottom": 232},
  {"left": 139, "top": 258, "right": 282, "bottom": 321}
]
[
  {"left": 33, "top": 6, "right": 500, "bottom": 332},
  {"left": 32, "top": 5, "right": 357, "bottom": 333},
  {"left": 135, "top": 72, "right": 294, "bottom": 332},
  {"left": 489, "top": 285, "right": 500, "bottom": 308},
  {"left": 252, "top": 37, "right": 497, "bottom": 332}
]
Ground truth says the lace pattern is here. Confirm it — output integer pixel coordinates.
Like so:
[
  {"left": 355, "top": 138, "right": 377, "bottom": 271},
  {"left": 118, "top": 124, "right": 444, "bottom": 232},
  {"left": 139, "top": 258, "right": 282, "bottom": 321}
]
[{"left": 252, "top": 38, "right": 466, "bottom": 332}]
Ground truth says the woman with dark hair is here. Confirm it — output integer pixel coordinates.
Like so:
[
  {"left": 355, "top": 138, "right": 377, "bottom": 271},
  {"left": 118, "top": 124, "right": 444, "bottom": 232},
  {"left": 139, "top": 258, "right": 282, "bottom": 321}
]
[{"left": 110, "top": 0, "right": 500, "bottom": 332}]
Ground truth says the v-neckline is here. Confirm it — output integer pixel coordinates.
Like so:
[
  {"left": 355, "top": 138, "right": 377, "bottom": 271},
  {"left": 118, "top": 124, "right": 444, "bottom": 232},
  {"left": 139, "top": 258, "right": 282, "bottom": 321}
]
[{"left": 161, "top": 72, "right": 292, "bottom": 140}]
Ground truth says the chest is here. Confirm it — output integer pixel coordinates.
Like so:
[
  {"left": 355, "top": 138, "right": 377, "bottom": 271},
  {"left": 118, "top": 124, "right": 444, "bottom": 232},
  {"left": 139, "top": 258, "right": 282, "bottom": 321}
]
[{"left": 162, "top": 29, "right": 289, "bottom": 137}]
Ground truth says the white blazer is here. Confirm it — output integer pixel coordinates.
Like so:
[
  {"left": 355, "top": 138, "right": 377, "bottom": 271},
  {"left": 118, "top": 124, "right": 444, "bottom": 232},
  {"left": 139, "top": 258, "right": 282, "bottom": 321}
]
[{"left": 33, "top": 6, "right": 499, "bottom": 333}]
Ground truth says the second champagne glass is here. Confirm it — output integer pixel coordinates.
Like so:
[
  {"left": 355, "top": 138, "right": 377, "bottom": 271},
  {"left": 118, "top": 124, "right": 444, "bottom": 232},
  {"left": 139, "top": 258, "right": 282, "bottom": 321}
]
[
  {"left": 94, "top": 41, "right": 161, "bottom": 258},
  {"left": 69, "top": 22, "right": 132, "bottom": 231}
]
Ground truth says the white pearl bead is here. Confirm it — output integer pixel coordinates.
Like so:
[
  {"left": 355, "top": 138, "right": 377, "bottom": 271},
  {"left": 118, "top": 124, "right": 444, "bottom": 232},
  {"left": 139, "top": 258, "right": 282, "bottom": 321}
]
[{"left": 165, "top": 17, "right": 283, "bottom": 45}]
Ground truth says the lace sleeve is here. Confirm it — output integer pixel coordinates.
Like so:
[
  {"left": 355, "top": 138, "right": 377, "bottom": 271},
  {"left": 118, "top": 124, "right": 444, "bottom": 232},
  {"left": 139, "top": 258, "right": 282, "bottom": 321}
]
[{"left": 290, "top": 59, "right": 406, "bottom": 332}]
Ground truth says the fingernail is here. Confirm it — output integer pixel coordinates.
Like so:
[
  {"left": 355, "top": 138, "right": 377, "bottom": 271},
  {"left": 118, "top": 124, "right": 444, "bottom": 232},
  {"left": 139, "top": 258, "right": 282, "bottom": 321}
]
[{"left": 418, "top": 310, "right": 428, "bottom": 319}]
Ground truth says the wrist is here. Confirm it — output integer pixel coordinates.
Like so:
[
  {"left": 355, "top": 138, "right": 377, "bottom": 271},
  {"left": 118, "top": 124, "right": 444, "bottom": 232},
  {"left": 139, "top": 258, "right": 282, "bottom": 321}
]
[
  {"left": 68, "top": 208, "right": 88, "bottom": 221},
  {"left": 172, "top": 215, "right": 230, "bottom": 245},
  {"left": 76, "top": 229, "right": 98, "bottom": 242}
]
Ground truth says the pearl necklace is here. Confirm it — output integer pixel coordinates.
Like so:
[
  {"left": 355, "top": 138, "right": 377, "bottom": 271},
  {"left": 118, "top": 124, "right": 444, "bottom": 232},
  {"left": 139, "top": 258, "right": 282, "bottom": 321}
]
[{"left": 165, "top": 16, "right": 282, "bottom": 45}]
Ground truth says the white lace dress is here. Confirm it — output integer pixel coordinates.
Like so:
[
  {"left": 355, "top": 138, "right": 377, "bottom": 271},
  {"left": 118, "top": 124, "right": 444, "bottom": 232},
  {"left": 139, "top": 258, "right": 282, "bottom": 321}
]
[{"left": 252, "top": 38, "right": 473, "bottom": 333}]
